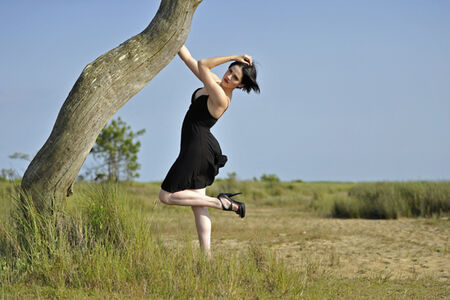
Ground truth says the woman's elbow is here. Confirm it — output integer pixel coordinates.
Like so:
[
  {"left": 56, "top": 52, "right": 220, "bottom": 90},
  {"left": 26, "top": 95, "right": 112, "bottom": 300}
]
[{"left": 197, "top": 59, "right": 207, "bottom": 68}]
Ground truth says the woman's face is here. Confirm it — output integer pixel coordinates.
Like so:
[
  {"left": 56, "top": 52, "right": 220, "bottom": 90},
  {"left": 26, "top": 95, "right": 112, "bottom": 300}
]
[{"left": 221, "top": 65, "right": 243, "bottom": 89}]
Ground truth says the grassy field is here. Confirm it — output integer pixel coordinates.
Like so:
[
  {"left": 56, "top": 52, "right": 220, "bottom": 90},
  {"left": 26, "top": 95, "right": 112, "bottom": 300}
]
[{"left": 0, "top": 179, "right": 449, "bottom": 299}]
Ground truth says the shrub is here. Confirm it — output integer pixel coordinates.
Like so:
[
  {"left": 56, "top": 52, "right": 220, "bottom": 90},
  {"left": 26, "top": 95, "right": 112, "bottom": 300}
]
[
  {"left": 260, "top": 173, "right": 281, "bottom": 183},
  {"left": 332, "top": 182, "right": 450, "bottom": 219},
  {"left": 331, "top": 196, "right": 360, "bottom": 218}
]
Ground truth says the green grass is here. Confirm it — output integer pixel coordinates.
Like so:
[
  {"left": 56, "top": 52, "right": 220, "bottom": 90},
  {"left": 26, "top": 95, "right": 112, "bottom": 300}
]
[
  {"left": 332, "top": 181, "right": 450, "bottom": 219},
  {"left": 207, "top": 178, "right": 356, "bottom": 215},
  {"left": 0, "top": 182, "right": 303, "bottom": 298},
  {"left": 0, "top": 179, "right": 449, "bottom": 298},
  {"left": 208, "top": 179, "right": 450, "bottom": 219}
]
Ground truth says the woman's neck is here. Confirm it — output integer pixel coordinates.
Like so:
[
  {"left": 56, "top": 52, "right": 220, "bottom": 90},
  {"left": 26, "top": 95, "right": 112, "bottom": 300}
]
[{"left": 219, "top": 83, "right": 234, "bottom": 100}]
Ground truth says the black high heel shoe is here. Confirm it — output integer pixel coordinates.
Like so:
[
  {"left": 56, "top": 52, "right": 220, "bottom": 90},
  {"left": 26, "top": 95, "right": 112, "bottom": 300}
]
[{"left": 217, "top": 192, "right": 245, "bottom": 218}]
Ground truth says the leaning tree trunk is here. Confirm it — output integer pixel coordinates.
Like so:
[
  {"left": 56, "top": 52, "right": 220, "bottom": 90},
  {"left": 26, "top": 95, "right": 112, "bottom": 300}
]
[{"left": 21, "top": 0, "right": 202, "bottom": 215}]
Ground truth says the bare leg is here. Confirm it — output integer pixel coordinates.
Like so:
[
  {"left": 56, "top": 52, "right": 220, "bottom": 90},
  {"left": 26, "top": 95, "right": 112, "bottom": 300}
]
[
  {"left": 192, "top": 188, "right": 211, "bottom": 255},
  {"left": 159, "top": 188, "right": 238, "bottom": 255},
  {"left": 190, "top": 189, "right": 211, "bottom": 254},
  {"left": 192, "top": 206, "right": 211, "bottom": 254},
  {"left": 159, "top": 188, "right": 235, "bottom": 210}
]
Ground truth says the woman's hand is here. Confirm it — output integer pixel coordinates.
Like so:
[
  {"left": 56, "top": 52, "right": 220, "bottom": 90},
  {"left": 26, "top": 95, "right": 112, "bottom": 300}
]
[
  {"left": 197, "top": 53, "right": 252, "bottom": 118},
  {"left": 234, "top": 54, "right": 252, "bottom": 66}
]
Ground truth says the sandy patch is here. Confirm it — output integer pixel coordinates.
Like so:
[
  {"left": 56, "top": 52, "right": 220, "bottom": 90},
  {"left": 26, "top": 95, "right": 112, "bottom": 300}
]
[{"left": 261, "top": 218, "right": 449, "bottom": 281}]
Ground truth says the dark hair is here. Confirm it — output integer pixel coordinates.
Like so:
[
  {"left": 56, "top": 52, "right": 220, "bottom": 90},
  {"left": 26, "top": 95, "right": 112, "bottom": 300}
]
[{"left": 228, "top": 61, "right": 260, "bottom": 94}]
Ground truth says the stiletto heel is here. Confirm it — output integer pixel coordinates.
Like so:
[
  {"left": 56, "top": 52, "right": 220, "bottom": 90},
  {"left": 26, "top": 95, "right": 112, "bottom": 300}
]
[
  {"left": 224, "top": 192, "right": 242, "bottom": 198},
  {"left": 217, "top": 192, "right": 246, "bottom": 218}
]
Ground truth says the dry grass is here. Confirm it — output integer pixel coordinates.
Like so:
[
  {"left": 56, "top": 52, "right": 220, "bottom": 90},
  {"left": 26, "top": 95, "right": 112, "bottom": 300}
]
[
  {"left": 152, "top": 202, "right": 449, "bottom": 282},
  {"left": 1, "top": 180, "right": 449, "bottom": 298}
]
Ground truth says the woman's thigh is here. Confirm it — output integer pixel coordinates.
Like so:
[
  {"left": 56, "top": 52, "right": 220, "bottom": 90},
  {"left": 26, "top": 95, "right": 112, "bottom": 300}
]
[
  {"left": 159, "top": 187, "right": 207, "bottom": 204},
  {"left": 189, "top": 188, "right": 206, "bottom": 196}
]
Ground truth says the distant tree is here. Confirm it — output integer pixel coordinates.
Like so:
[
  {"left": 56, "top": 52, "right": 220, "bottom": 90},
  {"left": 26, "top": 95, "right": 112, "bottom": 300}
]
[
  {"left": 9, "top": 152, "right": 30, "bottom": 161},
  {"left": 0, "top": 168, "right": 17, "bottom": 181},
  {"left": 90, "top": 117, "right": 146, "bottom": 181},
  {"left": 227, "top": 172, "right": 237, "bottom": 181},
  {"left": 260, "top": 173, "right": 281, "bottom": 183},
  {"left": 0, "top": 152, "right": 31, "bottom": 181}
]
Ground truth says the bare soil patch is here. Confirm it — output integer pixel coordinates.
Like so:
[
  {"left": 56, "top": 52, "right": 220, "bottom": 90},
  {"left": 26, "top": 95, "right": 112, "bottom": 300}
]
[{"left": 211, "top": 208, "right": 449, "bottom": 281}]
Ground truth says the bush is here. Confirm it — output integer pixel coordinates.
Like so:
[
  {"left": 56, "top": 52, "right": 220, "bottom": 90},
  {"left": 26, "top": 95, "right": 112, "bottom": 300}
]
[
  {"left": 260, "top": 174, "right": 281, "bottom": 183},
  {"left": 331, "top": 182, "right": 450, "bottom": 219},
  {"left": 331, "top": 196, "right": 360, "bottom": 218}
]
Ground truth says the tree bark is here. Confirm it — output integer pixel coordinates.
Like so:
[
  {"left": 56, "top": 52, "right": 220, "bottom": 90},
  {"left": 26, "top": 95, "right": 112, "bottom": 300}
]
[{"left": 21, "top": 0, "right": 202, "bottom": 214}]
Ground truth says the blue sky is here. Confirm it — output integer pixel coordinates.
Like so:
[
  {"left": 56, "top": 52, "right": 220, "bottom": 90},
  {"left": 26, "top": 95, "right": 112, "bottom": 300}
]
[{"left": 1, "top": 0, "right": 449, "bottom": 182}]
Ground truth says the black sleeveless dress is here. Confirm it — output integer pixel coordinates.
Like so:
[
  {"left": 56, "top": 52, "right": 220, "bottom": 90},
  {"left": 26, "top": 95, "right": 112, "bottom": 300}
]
[{"left": 161, "top": 88, "right": 228, "bottom": 193}]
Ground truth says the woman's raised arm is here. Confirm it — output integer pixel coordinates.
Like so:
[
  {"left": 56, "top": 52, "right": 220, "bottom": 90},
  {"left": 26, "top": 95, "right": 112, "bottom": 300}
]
[
  {"left": 197, "top": 54, "right": 252, "bottom": 116},
  {"left": 178, "top": 45, "right": 220, "bottom": 82}
]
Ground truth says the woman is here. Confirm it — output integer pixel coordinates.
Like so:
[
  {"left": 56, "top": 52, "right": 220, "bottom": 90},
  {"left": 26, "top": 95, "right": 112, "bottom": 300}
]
[{"left": 159, "top": 45, "right": 260, "bottom": 254}]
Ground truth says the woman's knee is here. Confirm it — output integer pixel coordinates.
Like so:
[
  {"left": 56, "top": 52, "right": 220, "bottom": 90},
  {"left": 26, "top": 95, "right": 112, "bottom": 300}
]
[
  {"left": 191, "top": 206, "right": 208, "bottom": 214},
  {"left": 159, "top": 189, "right": 172, "bottom": 205}
]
